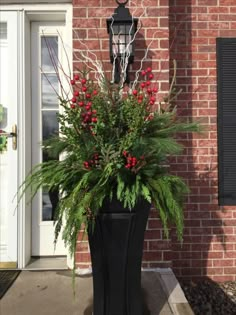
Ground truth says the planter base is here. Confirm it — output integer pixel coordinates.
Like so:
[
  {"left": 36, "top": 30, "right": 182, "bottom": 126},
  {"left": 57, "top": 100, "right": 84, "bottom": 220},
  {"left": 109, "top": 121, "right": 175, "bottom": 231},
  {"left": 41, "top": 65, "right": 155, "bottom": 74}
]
[{"left": 88, "top": 198, "right": 150, "bottom": 315}]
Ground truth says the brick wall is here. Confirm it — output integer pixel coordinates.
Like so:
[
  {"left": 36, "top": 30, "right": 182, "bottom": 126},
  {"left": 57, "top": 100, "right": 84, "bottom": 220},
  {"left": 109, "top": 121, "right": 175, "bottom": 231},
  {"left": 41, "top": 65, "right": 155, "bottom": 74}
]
[
  {"left": 72, "top": 0, "right": 236, "bottom": 282},
  {"left": 170, "top": 0, "right": 236, "bottom": 282},
  {"left": 72, "top": 0, "right": 171, "bottom": 271}
]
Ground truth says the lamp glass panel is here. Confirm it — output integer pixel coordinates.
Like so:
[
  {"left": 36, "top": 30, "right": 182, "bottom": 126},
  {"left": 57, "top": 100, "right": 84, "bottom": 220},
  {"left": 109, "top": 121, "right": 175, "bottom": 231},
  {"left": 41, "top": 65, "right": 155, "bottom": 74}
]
[
  {"left": 112, "top": 24, "right": 119, "bottom": 34},
  {"left": 126, "top": 35, "right": 132, "bottom": 53},
  {"left": 119, "top": 25, "right": 126, "bottom": 34},
  {"left": 110, "top": 22, "right": 135, "bottom": 57},
  {"left": 126, "top": 24, "right": 134, "bottom": 34},
  {"left": 112, "top": 34, "right": 119, "bottom": 54}
]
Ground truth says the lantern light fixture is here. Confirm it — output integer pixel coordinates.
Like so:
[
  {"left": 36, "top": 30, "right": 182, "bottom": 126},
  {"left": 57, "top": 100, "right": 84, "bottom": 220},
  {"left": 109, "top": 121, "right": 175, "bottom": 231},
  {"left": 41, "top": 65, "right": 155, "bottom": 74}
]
[{"left": 107, "top": 0, "right": 138, "bottom": 83}]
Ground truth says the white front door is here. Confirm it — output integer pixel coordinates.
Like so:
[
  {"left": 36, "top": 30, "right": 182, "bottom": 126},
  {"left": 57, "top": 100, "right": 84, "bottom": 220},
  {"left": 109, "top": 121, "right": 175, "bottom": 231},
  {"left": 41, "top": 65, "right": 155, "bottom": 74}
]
[
  {"left": 0, "top": 11, "right": 18, "bottom": 267},
  {"left": 31, "top": 22, "right": 67, "bottom": 256}
]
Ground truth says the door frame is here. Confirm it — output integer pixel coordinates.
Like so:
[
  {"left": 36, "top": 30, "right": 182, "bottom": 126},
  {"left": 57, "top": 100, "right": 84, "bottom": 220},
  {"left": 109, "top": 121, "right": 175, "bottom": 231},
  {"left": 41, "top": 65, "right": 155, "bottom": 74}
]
[{"left": 0, "top": 4, "right": 73, "bottom": 269}]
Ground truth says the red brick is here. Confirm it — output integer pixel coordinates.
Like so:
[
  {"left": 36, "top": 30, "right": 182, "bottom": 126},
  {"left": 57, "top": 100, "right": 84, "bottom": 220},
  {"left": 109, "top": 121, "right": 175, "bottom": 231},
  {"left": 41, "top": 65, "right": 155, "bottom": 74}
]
[
  {"left": 207, "top": 267, "right": 223, "bottom": 275},
  {"left": 225, "top": 268, "right": 236, "bottom": 274},
  {"left": 76, "top": 242, "right": 89, "bottom": 252},
  {"left": 208, "top": 7, "right": 229, "bottom": 13},
  {"left": 145, "top": 230, "right": 161, "bottom": 240},
  {"left": 198, "top": 0, "right": 217, "bottom": 4},
  {"left": 75, "top": 253, "right": 91, "bottom": 262},
  {"left": 212, "top": 276, "right": 236, "bottom": 282},
  {"left": 142, "top": 251, "right": 162, "bottom": 261},
  {"left": 208, "top": 252, "right": 224, "bottom": 259},
  {"left": 213, "top": 259, "right": 234, "bottom": 267},
  {"left": 149, "top": 241, "right": 170, "bottom": 251},
  {"left": 219, "top": 0, "right": 236, "bottom": 4},
  {"left": 73, "top": 0, "right": 101, "bottom": 6}
]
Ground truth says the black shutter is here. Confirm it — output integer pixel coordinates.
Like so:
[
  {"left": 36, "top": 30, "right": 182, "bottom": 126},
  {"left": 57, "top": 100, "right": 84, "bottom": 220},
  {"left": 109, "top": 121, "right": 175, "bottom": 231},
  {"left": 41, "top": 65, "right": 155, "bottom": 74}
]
[{"left": 217, "top": 38, "right": 236, "bottom": 205}]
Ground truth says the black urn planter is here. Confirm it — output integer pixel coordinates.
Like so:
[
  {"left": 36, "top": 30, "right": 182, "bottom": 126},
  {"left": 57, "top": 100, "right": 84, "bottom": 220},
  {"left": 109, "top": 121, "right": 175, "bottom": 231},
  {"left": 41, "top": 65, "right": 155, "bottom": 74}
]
[{"left": 88, "top": 198, "right": 150, "bottom": 315}]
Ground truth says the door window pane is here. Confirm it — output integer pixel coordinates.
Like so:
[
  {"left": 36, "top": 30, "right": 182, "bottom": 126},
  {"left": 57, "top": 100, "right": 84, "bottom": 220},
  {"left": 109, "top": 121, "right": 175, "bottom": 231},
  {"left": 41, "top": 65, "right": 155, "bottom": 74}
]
[
  {"left": 41, "top": 36, "right": 58, "bottom": 72},
  {"left": 42, "top": 111, "right": 59, "bottom": 221},
  {"left": 40, "top": 35, "right": 60, "bottom": 221},
  {"left": 42, "top": 110, "right": 58, "bottom": 141},
  {"left": 0, "top": 22, "right": 7, "bottom": 40},
  {"left": 41, "top": 74, "right": 58, "bottom": 108}
]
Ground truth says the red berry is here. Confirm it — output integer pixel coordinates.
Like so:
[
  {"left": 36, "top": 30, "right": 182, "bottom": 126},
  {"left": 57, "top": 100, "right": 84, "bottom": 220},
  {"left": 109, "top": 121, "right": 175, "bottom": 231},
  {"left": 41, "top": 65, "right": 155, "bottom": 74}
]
[
  {"left": 87, "top": 111, "right": 92, "bottom": 116},
  {"left": 132, "top": 90, "right": 138, "bottom": 96},
  {"left": 70, "top": 79, "right": 75, "bottom": 85},
  {"left": 132, "top": 157, "right": 137, "bottom": 166},
  {"left": 153, "top": 87, "right": 158, "bottom": 93},
  {"left": 146, "top": 81, "right": 151, "bottom": 86},
  {"left": 146, "top": 67, "right": 152, "bottom": 73},
  {"left": 149, "top": 73, "right": 154, "bottom": 80},
  {"left": 85, "top": 105, "right": 91, "bottom": 111},
  {"left": 123, "top": 150, "right": 127, "bottom": 156},
  {"left": 70, "top": 104, "right": 75, "bottom": 109},
  {"left": 79, "top": 101, "right": 84, "bottom": 107},
  {"left": 150, "top": 96, "right": 156, "bottom": 102},
  {"left": 82, "top": 86, "right": 87, "bottom": 92},
  {"left": 86, "top": 93, "right": 91, "bottom": 99},
  {"left": 149, "top": 100, "right": 155, "bottom": 105},
  {"left": 92, "top": 110, "right": 97, "bottom": 114},
  {"left": 147, "top": 88, "right": 152, "bottom": 94},
  {"left": 73, "top": 91, "right": 79, "bottom": 97},
  {"left": 141, "top": 82, "right": 146, "bottom": 89},
  {"left": 125, "top": 164, "right": 131, "bottom": 169},
  {"left": 71, "top": 97, "right": 77, "bottom": 103},
  {"left": 81, "top": 78, "right": 87, "bottom": 85},
  {"left": 141, "top": 70, "right": 146, "bottom": 76},
  {"left": 138, "top": 95, "right": 143, "bottom": 100},
  {"left": 93, "top": 90, "right": 98, "bottom": 95},
  {"left": 74, "top": 74, "right": 79, "bottom": 80},
  {"left": 83, "top": 161, "right": 89, "bottom": 169},
  {"left": 92, "top": 117, "right": 97, "bottom": 123},
  {"left": 138, "top": 100, "right": 142, "bottom": 104},
  {"left": 148, "top": 114, "right": 154, "bottom": 120}
]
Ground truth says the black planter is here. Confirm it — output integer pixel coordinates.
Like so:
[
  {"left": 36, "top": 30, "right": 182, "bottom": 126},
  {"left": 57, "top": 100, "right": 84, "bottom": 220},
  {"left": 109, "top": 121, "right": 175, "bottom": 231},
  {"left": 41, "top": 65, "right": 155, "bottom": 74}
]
[{"left": 88, "top": 198, "right": 151, "bottom": 315}]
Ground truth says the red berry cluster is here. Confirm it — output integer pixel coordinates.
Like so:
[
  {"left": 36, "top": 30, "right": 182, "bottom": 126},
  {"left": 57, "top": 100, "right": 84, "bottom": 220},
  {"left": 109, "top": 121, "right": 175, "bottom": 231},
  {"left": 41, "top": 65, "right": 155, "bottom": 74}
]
[
  {"left": 132, "top": 67, "right": 159, "bottom": 107},
  {"left": 70, "top": 74, "right": 98, "bottom": 129},
  {"left": 83, "top": 153, "right": 100, "bottom": 170},
  {"left": 123, "top": 151, "right": 144, "bottom": 170}
]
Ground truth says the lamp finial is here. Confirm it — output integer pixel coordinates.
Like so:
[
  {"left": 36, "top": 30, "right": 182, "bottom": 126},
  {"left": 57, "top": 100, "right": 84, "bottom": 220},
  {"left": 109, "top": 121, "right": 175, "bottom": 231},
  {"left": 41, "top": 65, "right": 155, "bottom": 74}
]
[{"left": 116, "top": 0, "right": 129, "bottom": 6}]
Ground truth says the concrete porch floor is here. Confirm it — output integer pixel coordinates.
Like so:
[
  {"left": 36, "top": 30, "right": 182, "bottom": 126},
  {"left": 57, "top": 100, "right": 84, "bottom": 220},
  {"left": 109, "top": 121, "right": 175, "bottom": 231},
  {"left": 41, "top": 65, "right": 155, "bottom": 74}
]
[{"left": 0, "top": 269, "right": 194, "bottom": 315}]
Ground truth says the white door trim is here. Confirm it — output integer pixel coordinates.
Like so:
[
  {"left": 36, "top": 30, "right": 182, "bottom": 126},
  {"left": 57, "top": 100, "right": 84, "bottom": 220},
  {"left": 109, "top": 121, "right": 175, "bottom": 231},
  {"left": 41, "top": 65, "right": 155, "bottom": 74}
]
[
  {"left": 0, "top": 11, "right": 19, "bottom": 267},
  {"left": 7, "top": 4, "right": 73, "bottom": 269}
]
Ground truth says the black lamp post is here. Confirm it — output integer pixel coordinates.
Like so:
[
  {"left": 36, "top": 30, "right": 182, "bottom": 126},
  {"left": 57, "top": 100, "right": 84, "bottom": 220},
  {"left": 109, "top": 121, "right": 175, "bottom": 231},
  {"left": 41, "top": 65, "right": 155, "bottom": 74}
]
[{"left": 107, "top": 0, "right": 138, "bottom": 83}]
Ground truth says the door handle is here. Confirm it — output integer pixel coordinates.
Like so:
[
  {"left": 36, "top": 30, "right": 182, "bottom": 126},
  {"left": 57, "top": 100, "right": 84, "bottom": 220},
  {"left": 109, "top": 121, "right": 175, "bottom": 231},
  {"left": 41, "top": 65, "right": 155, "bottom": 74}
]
[{"left": 0, "top": 124, "right": 17, "bottom": 150}]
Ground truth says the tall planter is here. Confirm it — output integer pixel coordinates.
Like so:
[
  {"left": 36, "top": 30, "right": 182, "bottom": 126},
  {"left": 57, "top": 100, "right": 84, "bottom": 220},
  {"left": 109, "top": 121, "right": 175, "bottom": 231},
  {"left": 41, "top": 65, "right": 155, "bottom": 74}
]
[{"left": 88, "top": 198, "right": 150, "bottom": 315}]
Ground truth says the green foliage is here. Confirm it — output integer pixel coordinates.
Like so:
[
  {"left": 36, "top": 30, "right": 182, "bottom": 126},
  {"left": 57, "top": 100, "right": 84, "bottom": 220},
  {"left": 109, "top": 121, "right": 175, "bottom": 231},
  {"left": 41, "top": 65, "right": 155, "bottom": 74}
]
[{"left": 19, "top": 68, "right": 201, "bottom": 270}]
